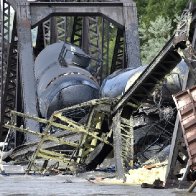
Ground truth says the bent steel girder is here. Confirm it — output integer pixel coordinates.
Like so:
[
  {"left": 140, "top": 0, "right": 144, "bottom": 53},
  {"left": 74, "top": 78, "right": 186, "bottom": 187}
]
[{"left": 5, "top": 98, "right": 113, "bottom": 174}]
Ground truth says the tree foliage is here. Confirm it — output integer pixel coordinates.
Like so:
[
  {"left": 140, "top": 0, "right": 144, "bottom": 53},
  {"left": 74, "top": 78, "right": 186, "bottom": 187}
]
[
  {"left": 139, "top": 16, "right": 173, "bottom": 64},
  {"left": 135, "top": 0, "right": 187, "bottom": 64},
  {"left": 136, "top": 0, "right": 187, "bottom": 28}
]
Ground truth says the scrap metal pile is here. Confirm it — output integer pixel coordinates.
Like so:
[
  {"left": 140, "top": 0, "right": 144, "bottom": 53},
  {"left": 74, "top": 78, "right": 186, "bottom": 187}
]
[
  {"left": 1, "top": 42, "right": 188, "bottom": 175},
  {"left": 1, "top": 0, "right": 196, "bottom": 192},
  {"left": 4, "top": 98, "right": 113, "bottom": 174}
]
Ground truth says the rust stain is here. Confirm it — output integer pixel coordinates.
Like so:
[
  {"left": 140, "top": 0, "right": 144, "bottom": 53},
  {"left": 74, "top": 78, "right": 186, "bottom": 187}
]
[{"left": 173, "top": 85, "right": 196, "bottom": 170}]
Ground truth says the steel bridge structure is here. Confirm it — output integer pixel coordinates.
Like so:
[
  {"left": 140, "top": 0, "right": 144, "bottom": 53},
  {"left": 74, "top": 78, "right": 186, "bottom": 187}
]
[
  {"left": 1, "top": 0, "right": 196, "bottom": 185},
  {"left": 0, "top": 0, "right": 141, "bottom": 143}
]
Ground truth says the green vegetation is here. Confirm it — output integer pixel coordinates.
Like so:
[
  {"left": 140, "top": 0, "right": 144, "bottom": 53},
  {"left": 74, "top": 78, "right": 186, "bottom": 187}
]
[{"left": 135, "top": 0, "right": 187, "bottom": 64}]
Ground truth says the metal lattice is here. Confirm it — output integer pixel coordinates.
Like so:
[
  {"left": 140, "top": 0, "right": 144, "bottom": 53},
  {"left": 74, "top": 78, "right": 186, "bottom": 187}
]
[
  {"left": 5, "top": 98, "right": 113, "bottom": 174},
  {"left": 1, "top": 0, "right": 10, "bottom": 97},
  {"left": 111, "top": 28, "right": 125, "bottom": 73},
  {"left": 0, "top": 14, "right": 18, "bottom": 141}
]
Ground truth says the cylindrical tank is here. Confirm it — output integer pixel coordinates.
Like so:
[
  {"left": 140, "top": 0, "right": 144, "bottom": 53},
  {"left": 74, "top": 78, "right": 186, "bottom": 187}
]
[
  {"left": 100, "top": 60, "right": 188, "bottom": 100},
  {"left": 35, "top": 42, "right": 99, "bottom": 118}
]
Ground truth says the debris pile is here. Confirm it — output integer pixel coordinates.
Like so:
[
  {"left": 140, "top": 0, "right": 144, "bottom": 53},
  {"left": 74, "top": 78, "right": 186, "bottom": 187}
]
[
  {"left": 2, "top": 98, "right": 113, "bottom": 174},
  {"left": 92, "top": 163, "right": 167, "bottom": 186},
  {"left": 1, "top": 1, "right": 196, "bottom": 194}
]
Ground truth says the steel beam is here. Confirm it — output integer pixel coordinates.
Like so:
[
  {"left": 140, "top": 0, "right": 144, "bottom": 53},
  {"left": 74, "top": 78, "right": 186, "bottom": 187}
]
[
  {"left": 29, "top": 2, "right": 124, "bottom": 28},
  {"left": 121, "top": 0, "right": 141, "bottom": 68},
  {"left": 71, "top": 16, "right": 82, "bottom": 47},
  {"left": 111, "top": 28, "right": 125, "bottom": 73},
  {"left": 112, "top": 38, "right": 182, "bottom": 115},
  {"left": 15, "top": 1, "right": 39, "bottom": 141}
]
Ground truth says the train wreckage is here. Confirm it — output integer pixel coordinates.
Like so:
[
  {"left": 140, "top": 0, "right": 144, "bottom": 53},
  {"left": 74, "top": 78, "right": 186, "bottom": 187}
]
[{"left": 0, "top": 0, "right": 196, "bottom": 193}]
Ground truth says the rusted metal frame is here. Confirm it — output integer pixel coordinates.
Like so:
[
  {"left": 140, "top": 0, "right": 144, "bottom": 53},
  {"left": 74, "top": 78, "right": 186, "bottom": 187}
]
[
  {"left": 173, "top": 97, "right": 192, "bottom": 163},
  {"left": 110, "top": 28, "right": 125, "bottom": 73},
  {"left": 100, "top": 18, "right": 110, "bottom": 81},
  {"left": 187, "top": 89, "right": 196, "bottom": 116},
  {"left": 15, "top": 1, "right": 40, "bottom": 141},
  {"left": 0, "top": 14, "right": 17, "bottom": 141},
  {"left": 173, "top": 86, "right": 196, "bottom": 169}
]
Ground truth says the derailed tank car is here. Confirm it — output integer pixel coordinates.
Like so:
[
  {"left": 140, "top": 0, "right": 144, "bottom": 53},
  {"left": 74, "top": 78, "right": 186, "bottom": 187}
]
[{"left": 34, "top": 42, "right": 100, "bottom": 118}]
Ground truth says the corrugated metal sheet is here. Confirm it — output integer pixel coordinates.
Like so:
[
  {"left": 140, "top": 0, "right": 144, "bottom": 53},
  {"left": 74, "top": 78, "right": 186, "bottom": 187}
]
[{"left": 173, "top": 86, "right": 196, "bottom": 170}]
